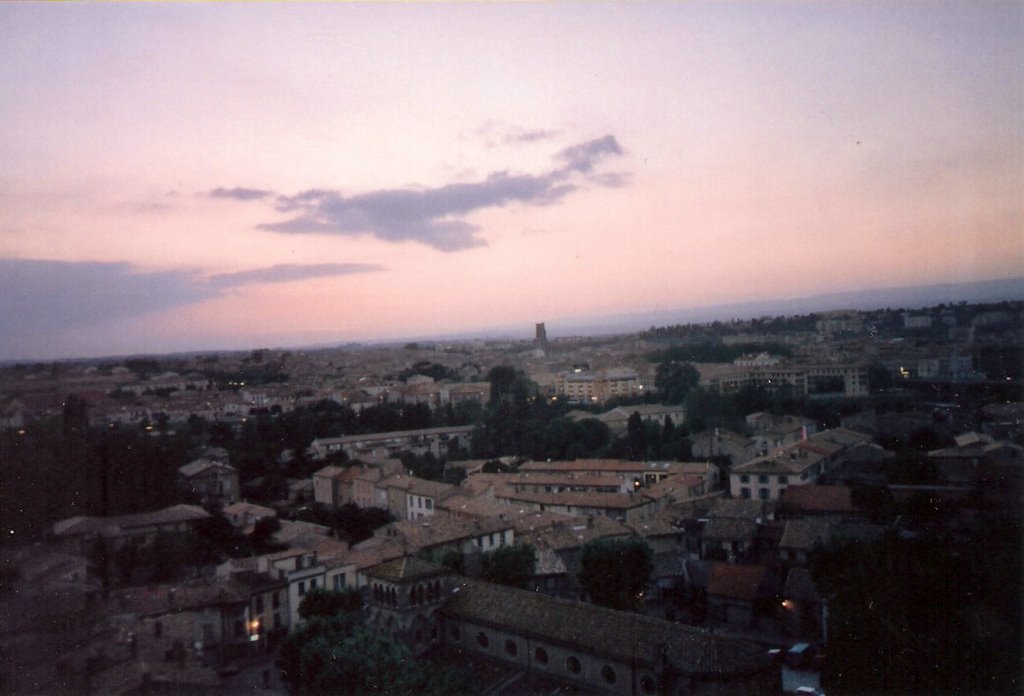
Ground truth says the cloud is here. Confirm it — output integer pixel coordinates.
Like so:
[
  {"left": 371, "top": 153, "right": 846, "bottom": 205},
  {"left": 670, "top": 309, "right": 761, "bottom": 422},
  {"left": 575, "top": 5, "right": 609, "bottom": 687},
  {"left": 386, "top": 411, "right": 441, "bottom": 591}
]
[
  {"left": 503, "top": 127, "right": 561, "bottom": 145},
  {"left": 208, "top": 262, "right": 382, "bottom": 288},
  {"left": 0, "top": 258, "right": 385, "bottom": 346},
  {"left": 471, "top": 121, "right": 562, "bottom": 148},
  {"left": 208, "top": 187, "right": 274, "bottom": 201},
  {"left": 557, "top": 135, "right": 624, "bottom": 174},
  {"left": 235, "top": 135, "right": 626, "bottom": 251},
  {"left": 0, "top": 259, "right": 214, "bottom": 337}
]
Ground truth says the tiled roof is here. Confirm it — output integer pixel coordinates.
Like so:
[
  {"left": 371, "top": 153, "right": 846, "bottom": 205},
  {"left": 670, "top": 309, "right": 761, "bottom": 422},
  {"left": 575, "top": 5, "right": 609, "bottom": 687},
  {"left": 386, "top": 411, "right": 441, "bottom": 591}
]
[
  {"left": 707, "top": 563, "right": 768, "bottom": 602},
  {"left": 781, "top": 485, "right": 855, "bottom": 513},
  {"left": 52, "top": 504, "right": 210, "bottom": 537},
  {"left": 366, "top": 556, "right": 449, "bottom": 583},
  {"left": 441, "top": 580, "right": 772, "bottom": 677},
  {"left": 708, "top": 497, "right": 765, "bottom": 520},
  {"left": 702, "top": 517, "right": 757, "bottom": 543},
  {"left": 177, "top": 458, "right": 235, "bottom": 478},
  {"left": 778, "top": 519, "right": 833, "bottom": 551}
]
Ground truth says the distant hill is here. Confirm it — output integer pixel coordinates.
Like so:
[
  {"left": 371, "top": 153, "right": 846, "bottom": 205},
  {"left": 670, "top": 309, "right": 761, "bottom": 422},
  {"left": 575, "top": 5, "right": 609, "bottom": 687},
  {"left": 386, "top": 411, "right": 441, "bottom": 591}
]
[{"left": 540, "top": 275, "right": 1024, "bottom": 338}]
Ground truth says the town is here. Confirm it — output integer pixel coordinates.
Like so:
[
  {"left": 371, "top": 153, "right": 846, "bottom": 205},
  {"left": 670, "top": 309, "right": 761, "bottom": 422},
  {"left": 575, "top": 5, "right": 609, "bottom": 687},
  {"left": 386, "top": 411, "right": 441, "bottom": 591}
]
[{"left": 1, "top": 300, "right": 1021, "bottom": 695}]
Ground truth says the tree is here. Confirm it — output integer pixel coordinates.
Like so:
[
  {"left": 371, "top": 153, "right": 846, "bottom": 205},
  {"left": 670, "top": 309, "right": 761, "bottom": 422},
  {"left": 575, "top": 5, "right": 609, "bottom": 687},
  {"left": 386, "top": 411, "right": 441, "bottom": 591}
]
[
  {"left": 278, "top": 618, "right": 472, "bottom": 696},
  {"left": 654, "top": 362, "right": 700, "bottom": 403},
  {"left": 298, "top": 588, "right": 364, "bottom": 621},
  {"left": 578, "top": 537, "right": 653, "bottom": 611},
  {"left": 480, "top": 544, "right": 536, "bottom": 589}
]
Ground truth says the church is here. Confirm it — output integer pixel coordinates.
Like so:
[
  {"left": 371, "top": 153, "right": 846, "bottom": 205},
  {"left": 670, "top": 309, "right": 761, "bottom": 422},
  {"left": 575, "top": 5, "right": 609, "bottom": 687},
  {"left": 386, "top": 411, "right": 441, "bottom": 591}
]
[{"left": 364, "top": 556, "right": 779, "bottom": 695}]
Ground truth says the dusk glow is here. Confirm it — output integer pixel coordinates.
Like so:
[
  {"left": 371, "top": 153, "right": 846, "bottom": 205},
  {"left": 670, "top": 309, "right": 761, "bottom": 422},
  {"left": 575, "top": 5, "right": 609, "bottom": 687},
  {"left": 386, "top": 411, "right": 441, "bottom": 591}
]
[{"left": 2, "top": 2, "right": 1021, "bottom": 360}]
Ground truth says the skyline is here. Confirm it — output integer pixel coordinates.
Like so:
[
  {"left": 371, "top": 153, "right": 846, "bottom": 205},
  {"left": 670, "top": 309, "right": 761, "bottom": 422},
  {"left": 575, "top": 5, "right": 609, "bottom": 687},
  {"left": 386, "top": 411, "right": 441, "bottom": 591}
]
[{"left": 2, "top": 3, "right": 1022, "bottom": 361}]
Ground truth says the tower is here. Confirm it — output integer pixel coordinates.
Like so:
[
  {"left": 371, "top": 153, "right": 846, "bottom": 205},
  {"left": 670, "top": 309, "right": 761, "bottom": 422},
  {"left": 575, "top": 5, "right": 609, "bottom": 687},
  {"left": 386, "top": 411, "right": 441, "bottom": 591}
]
[{"left": 535, "top": 322, "right": 548, "bottom": 349}]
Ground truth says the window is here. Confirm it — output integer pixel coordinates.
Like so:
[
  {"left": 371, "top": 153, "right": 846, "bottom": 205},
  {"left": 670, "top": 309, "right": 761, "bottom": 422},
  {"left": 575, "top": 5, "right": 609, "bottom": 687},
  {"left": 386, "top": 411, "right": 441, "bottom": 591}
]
[
  {"left": 740, "top": 487, "right": 751, "bottom": 499},
  {"left": 504, "top": 639, "right": 518, "bottom": 657},
  {"left": 298, "top": 581, "right": 306, "bottom": 596},
  {"left": 425, "top": 499, "right": 432, "bottom": 510},
  {"left": 476, "top": 632, "right": 489, "bottom": 648},
  {"left": 272, "top": 592, "right": 280, "bottom": 609},
  {"left": 758, "top": 474, "right": 769, "bottom": 484},
  {"left": 273, "top": 613, "right": 281, "bottom": 629},
  {"left": 255, "top": 596, "right": 264, "bottom": 613},
  {"left": 740, "top": 474, "right": 750, "bottom": 483},
  {"left": 778, "top": 475, "right": 788, "bottom": 485},
  {"left": 310, "top": 578, "right": 318, "bottom": 590},
  {"left": 566, "top": 656, "right": 581, "bottom": 674},
  {"left": 450, "top": 625, "right": 461, "bottom": 640},
  {"left": 334, "top": 575, "right": 344, "bottom": 590},
  {"left": 534, "top": 647, "right": 548, "bottom": 665},
  {"left": 601, "top": 665, "right": 617, "bottom": 684},
  {"left": 759, "top": 488, "right": 770, "bottom": 500}
]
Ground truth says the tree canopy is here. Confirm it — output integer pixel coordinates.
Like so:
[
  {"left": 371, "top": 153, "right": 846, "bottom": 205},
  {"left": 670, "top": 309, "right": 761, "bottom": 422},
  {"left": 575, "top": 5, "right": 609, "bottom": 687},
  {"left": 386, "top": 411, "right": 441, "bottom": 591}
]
[
  {"left": 480, "top": 544, "right": 536, "bottom": 589},
  {"left": 578, "top": 536, "right": 653, "bottom": 612}
]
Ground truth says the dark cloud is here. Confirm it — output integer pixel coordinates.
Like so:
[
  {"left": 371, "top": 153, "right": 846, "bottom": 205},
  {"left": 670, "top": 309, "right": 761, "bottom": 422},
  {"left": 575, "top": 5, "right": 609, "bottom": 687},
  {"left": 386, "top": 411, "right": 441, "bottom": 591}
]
[
  {"left": 0, "top": 258, "right": 385, "bottom": 349},
  {"left": 208, "top": 187, "right": 273, "bottom": 201},
  {"left": 557, "top": 135, "right": 624, "bottom": 174},
  {"left": 245, "top": 135, "right": 626, "bottom": 251},
  {"left": 503, "top": 128, "right": 561, "bottom": 145},
  {"left": 0, "top": 259, "right": 214, "bottom": 337},
  {"left": 209, "top": 263, "right": 383, "bottom": 288}
]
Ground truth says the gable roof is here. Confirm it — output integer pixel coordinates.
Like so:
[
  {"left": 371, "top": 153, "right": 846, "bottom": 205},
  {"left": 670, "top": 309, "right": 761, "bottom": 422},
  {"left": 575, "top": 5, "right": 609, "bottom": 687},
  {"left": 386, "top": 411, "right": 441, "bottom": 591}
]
[
  {"left": 366, "top": 556, "right": 449, "bottom": 583},
  {"left": 707, "top": 563, "right": 768, "bottom": 602},
  {"left": 781, "top": 485, "right": 855, "bottom": 514},
  {"left": 441, "top": 580, "right": 771, "bottom": 678},
  {"left": 178, "top": 459, "right": 235, "bottom": 478}
]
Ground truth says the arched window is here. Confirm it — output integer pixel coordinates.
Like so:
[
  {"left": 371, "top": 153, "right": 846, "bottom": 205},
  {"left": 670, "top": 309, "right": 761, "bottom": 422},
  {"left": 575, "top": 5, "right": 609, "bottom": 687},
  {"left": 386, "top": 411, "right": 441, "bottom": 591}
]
[
  {"left": 476, "top": 631, "right": 489, "bottom": 648},
  {"left": 534, "top": 647, "right": 548, "bottom": 665},
  {"left": 601, "top": 665, "right": 616, "bottom": 684},
  {"left": 566, "top": 656, "right": 581, "bottom": 674},
  {"left": 504, "top": 639, "right": 518, "bottom": 657}
]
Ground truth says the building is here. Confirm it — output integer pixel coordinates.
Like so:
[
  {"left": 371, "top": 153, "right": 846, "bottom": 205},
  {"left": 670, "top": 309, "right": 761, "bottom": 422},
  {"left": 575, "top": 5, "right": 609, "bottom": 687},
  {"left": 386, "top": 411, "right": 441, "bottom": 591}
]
[
  {"left": 698, "top": 362, "right": 868, "bottom": 399},
  {"left": 177, "top": 459, "right": 239, "bottom": 506},
  {"left": 554, "top": 368, "right": 643, "bottom": 403},
  {"left": 729, "top": 429, "right": 872, "bottom": 502},
  {"left": 438, "top": 579, "right": 777, "bottom": 694},
  {"left": 309, "top": 425, "right": 475, "bottom": 461}
]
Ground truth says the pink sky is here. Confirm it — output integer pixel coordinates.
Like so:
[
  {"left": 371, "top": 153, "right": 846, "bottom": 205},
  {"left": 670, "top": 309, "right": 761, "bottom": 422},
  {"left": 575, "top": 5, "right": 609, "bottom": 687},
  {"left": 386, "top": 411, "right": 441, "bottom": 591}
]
[{"left": 1, "top": 3, "right": 1021, "bottom": 360}]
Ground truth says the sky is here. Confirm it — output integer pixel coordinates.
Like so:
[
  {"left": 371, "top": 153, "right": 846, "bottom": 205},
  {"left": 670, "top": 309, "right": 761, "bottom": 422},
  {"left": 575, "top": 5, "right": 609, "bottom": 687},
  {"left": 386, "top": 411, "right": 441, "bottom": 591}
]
[{"left": 1, "top": 2, "right": 1022, "bottom": 361}]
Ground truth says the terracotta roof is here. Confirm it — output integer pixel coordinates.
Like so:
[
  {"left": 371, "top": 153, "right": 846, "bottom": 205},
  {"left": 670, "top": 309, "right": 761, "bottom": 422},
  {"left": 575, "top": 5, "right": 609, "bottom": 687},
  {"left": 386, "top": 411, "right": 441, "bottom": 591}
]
[
  {"left": 781, "top": 485, "right": 855, "bottom": 514},
  {"left": 441, "top": 580, "right": 772, "bottom": 677},
  {"left": 778, "top": 519, "right": 833, "bottom": 551},
  {"left": 178, "top": 459, "right": 235, "bottom": 478},
  {"left": 708, "top": 498, "right": 766, "bottom": 521},
  {"left": 702, "top": 517, "right": 757, "bottom": 543},
  {"left": 366, "top": 556, "right": 449, "bottom": 583},
  {"left": 707, "top": 563, "right": 768, "bottom": 602}
]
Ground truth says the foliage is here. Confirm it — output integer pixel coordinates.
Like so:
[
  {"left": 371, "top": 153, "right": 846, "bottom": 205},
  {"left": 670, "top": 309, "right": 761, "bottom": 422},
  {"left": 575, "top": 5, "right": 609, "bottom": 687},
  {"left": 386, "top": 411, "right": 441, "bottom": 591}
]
[
  {"left": 480, "top": 544, "right": 536, "bottom": 589},
  {"left": 298, "top": 588, "right": 364, "bottom": 620},
  {"left": 277, "top": 618, "right": 472, "bottom": 696},
  {"left": 397, "top": 361, "right": 459, "bottom": 383},
  {"left": 293, "top": 503, "right": 393, "bottom": 545},
  {"left": 646, "top": 342, "right": 793, "bottom": 363},
  {"left": 812, "top": 526, "right": 1021, "bottom": 694},
  {"left": 578, "top": 537, "right": 653, "bottom": 612},
  {"left": 653, "top": 361, "right": 700, "bottom": 403}
]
